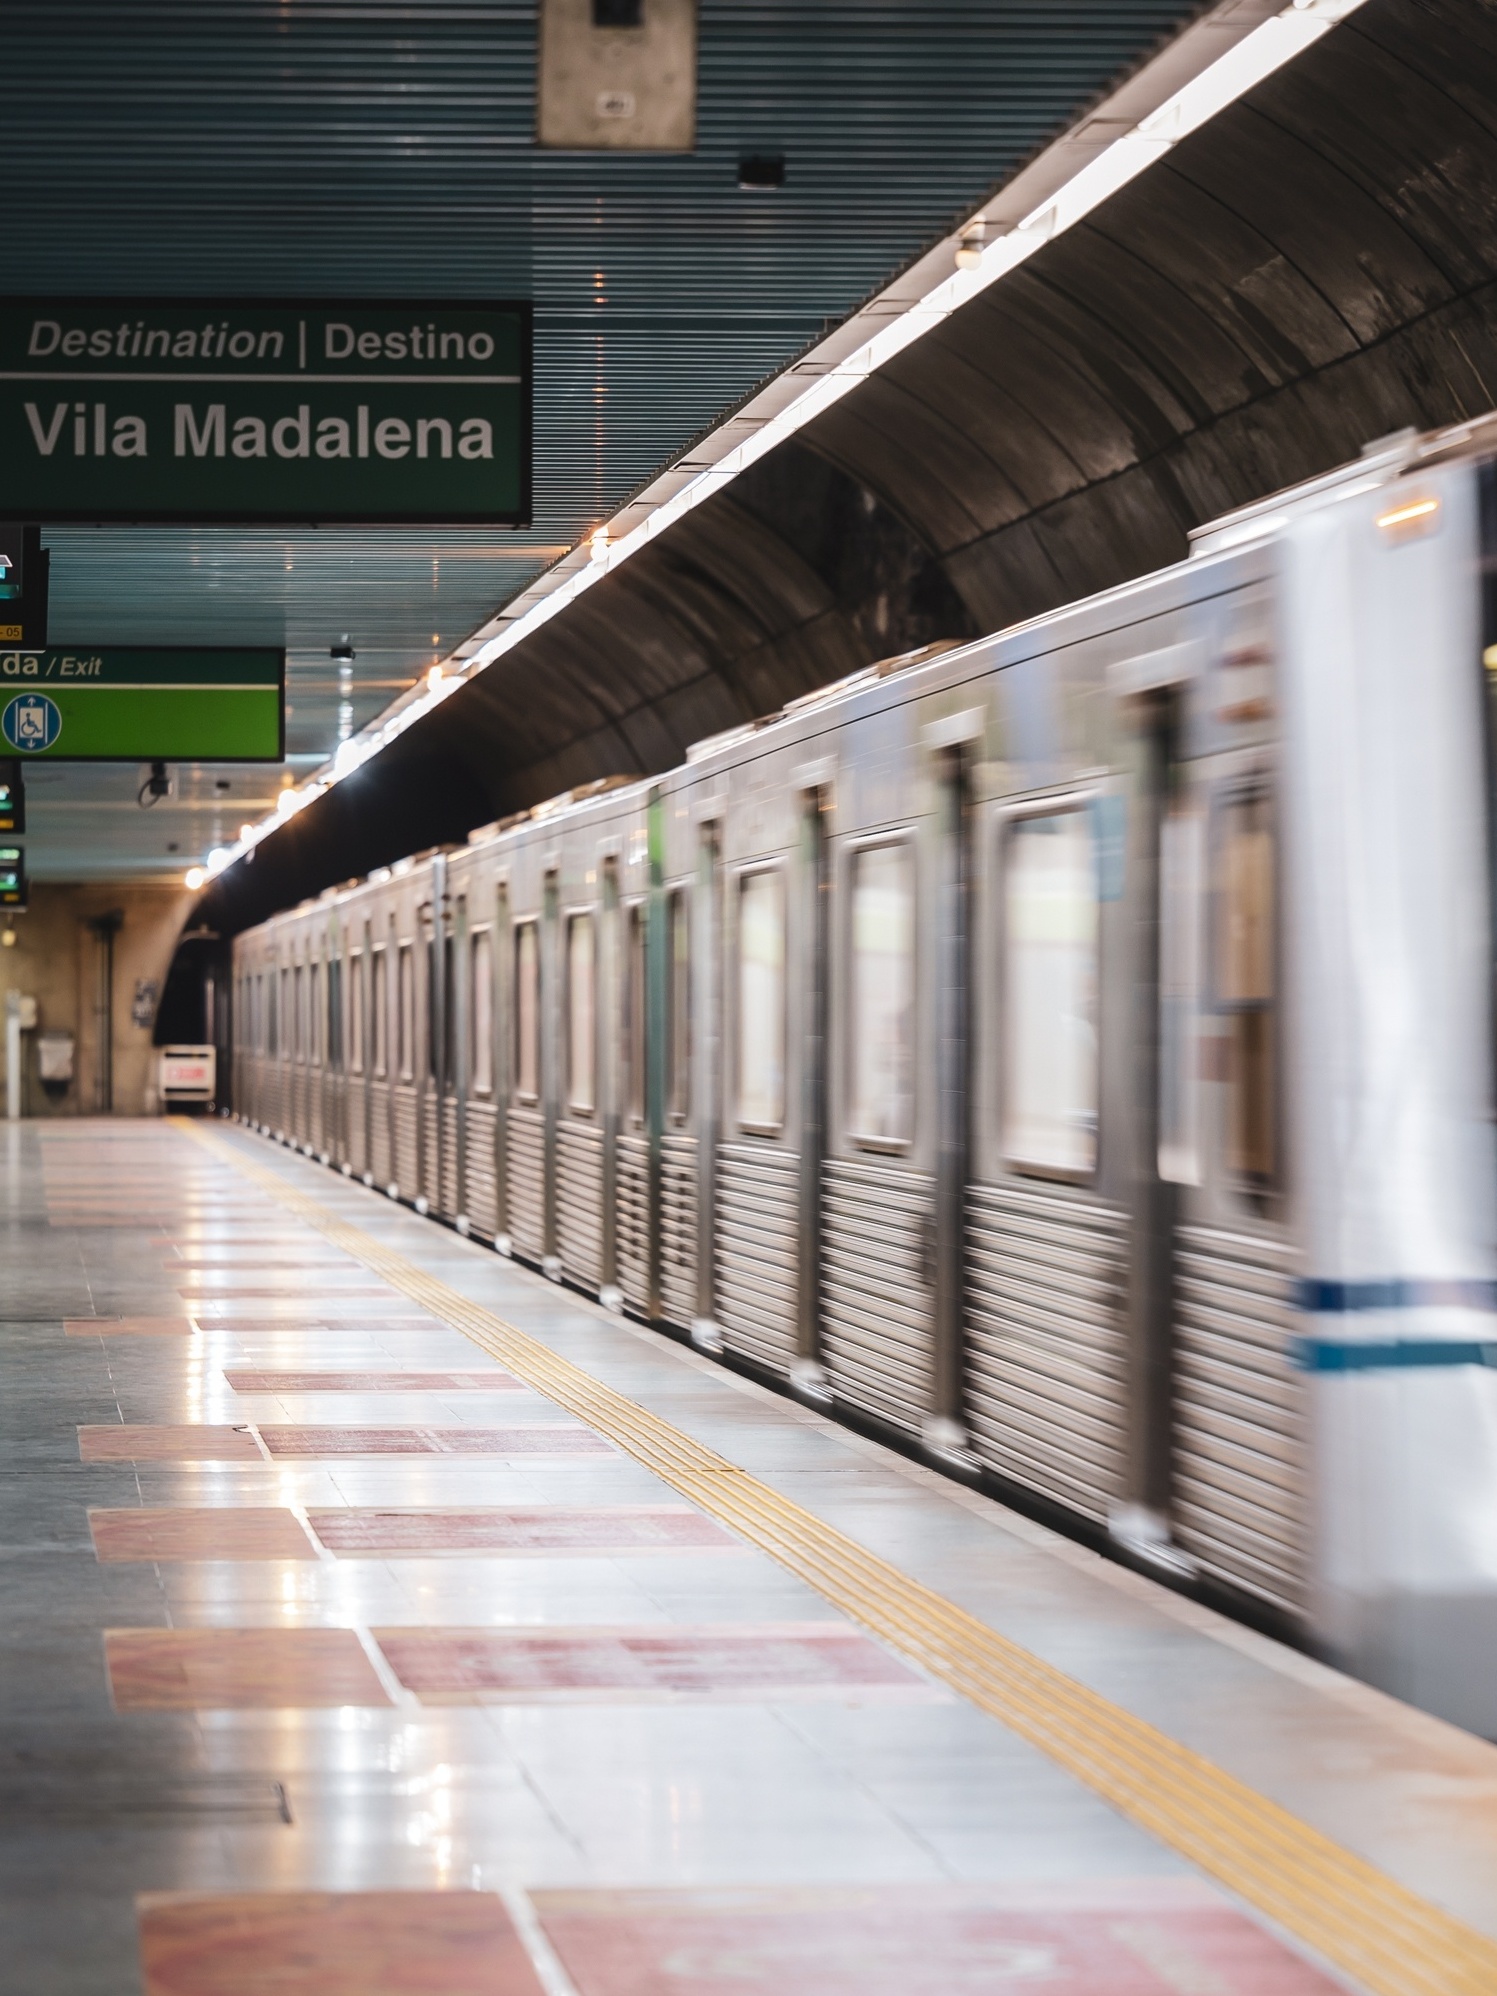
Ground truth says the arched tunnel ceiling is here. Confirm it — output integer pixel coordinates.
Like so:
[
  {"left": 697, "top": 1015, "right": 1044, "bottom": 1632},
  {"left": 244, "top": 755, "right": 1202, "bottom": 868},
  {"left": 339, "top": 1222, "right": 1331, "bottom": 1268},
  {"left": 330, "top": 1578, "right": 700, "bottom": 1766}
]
[{"left": 204, "top": 0, "right": 1496, "bottom": 932}]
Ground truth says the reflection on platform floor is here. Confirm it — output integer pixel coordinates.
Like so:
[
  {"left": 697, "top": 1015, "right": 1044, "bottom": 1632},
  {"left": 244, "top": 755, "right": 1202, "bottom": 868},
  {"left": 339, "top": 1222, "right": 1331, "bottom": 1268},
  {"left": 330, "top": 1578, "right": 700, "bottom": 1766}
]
[{"left": 5, "top": 1119, "right": 1497, "bottom": 1995}]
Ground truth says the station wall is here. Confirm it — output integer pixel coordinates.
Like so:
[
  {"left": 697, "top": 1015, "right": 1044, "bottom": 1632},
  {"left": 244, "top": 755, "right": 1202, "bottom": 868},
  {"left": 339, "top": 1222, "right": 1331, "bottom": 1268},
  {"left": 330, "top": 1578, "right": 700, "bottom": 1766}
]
[{"left": 0, "top": 882, "right": 195, "bottom": 1116}]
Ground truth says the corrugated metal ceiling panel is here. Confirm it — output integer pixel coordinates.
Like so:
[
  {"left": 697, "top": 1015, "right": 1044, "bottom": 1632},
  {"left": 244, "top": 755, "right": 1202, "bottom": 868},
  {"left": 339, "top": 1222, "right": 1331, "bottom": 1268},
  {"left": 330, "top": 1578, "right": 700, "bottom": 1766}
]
[{"left": 6, "top": 0, "right": 1200, "bottom": 876}]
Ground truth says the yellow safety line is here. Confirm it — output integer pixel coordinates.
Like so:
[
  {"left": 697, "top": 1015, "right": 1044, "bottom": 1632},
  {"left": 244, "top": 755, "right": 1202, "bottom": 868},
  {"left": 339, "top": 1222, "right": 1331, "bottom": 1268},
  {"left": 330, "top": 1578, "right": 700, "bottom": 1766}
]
[{"left": 178, "top": 1118, "right": 1497, "bottom": 1996}]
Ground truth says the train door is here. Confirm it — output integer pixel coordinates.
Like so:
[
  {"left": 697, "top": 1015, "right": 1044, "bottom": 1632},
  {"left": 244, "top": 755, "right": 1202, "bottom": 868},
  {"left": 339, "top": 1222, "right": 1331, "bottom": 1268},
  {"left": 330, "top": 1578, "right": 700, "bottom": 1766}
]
[
  {"left": 308, "top": 946, "right": 323, "bottom": 1153},
  {"left": 347, "top": 921, "right": 368, "bottom": 1180},
  {"left": 415, "top": 865, "right": 443, "bottom": 1215},
  {"left": 393, "top": 900, "right": 420, "bottom": 1198},
  {"left": 506, "top": 881, "right": 547, "bottom": 1265},
  {"left": 325, "top": 925, "right": 344, "bottom": 1167},
  {"left": 1154, "top": 597, "right": 1304, "bottom": 1616},
  {"left": 615, "top": 845, "right": 652, "bottom": 1314},
  {"left": 963, "top": 665, "right": 1130, "bottom": 1524},
  {"left": 819, "top": 745, "right": 936, "bottom": 1444},
  {"left": 597, "top": 851, "right": 622, "bottom": 1310},
  {"left": 493, "top": 870, "right": 513, "bottom": 1252},
  {"left": 691, "top": 810, "right": 722, "bottom": 1348},
  {"left": 656, "top": 819, "right": 697, "bottom": 1333},
  {"left": 556, "top": 874, "right": 603, "bottom": 1291},
  {"left": 714, "top": 806, "right": 800, "bottom": 1374},
  {"left": 540, "top": 863, "right": 561, "bottom": 1276},
  {"left": 370, "top": 915, "right": 395, "bottom": 1192},
  {"left": 437, "top": 870, "right": 463, "bottom": 1223},
  {"left": 292, "top": 948, "right": 308, "bottom": 1144},
  {"left": 268, "top": 955, "right": 282, "bottom": 1134},
  {"left": 463, "top": 882, "right": 501, "bottom": 1239}
]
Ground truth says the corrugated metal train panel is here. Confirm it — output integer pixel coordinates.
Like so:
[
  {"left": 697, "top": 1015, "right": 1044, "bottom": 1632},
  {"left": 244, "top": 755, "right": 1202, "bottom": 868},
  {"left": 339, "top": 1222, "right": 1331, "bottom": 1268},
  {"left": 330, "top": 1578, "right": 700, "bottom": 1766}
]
[
  {"left": 715, "top": 1142, "right": 798, "bottom": 1374},
  {"left": 965, "top": 1179, "right": 1127, "bottom": 1525},
  {"left": 1173, "top": 1225, "right": 1306, "bottom": 1615},
  {"left": 821, "top": 1157, "right": 933, "bottom": 1438}
]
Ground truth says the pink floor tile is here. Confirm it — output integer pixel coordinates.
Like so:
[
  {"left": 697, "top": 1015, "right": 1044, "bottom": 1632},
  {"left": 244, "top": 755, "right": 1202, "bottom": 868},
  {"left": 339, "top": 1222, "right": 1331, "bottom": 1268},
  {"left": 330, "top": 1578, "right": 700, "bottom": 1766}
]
[
  {"left": 106, "top": 1627, "right": 392, "bottom": 1710},
  {"left": 65, "top": 1318, "right": 195, "bottom": 1338},
  {"left": 532, "top": 1881, "right": 1345, "bottom": 1995},
  {"left": 373, "top": 1624, "right": 939, "bottom": 1703},
  {"left": 186, "top": 1316, "right": 443, "bottom": 1334},
  {"left": 259, "top": 1426, "right": 612, "bottom": 1457},
  {"left": 138, "top": 1891, "right": 546, "bottom": 1995},
  {"left": 90, "top": 1507, "right": 319, "bottom": 1562},
  {"left": 309, "top": 1506, "right": 739, "bottom": 1555},
  {"left": 78, "top": 1425, "right": 263, "bottom": 1463},
  {"left": 224, "top": 1370, "right": 521, "bottom": 1392}
]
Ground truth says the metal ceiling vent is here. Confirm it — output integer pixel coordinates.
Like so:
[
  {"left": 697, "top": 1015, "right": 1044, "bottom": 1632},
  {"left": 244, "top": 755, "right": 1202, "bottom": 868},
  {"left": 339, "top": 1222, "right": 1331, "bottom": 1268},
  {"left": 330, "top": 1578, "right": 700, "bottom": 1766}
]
[{"left": 538, "top": 0, "right": 697, "bottom": 151}]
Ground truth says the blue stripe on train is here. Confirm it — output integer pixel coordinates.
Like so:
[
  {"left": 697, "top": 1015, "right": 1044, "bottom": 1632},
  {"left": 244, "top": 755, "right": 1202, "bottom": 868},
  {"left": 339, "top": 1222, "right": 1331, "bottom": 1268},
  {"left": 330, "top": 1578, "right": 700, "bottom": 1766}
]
[
  {"left": 1295, "top": 1277, "right": 1497, "bottom": 1313},
  {"left": 1290, "top": 1337, "right": 1497, "bottom": 1372}
]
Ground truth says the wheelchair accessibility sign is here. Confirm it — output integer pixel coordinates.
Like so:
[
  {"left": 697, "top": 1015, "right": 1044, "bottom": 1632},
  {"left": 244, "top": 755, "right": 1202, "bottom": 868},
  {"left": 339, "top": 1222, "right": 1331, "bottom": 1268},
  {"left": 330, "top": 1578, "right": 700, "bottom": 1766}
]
[{"left": 2, "top": 692, "right": 62, "bottom": 752}]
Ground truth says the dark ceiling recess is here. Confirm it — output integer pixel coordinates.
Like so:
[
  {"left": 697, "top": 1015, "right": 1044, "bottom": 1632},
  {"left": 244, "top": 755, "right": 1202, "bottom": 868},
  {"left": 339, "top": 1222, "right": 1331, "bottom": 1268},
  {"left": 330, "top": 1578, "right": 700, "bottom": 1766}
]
[
  {"left": 739, "top": 153, "right": 787, "bottom": 190},
  {"left": 199, "top": 0, "right": 1497, "bottom": 940}
]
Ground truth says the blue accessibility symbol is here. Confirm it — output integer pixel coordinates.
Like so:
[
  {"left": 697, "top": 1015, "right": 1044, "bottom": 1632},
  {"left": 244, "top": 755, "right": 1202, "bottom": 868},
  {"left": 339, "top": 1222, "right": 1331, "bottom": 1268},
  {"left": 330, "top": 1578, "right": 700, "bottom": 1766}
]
[{"left": 2, "top": 691, "right": 61, "bottom": 753}]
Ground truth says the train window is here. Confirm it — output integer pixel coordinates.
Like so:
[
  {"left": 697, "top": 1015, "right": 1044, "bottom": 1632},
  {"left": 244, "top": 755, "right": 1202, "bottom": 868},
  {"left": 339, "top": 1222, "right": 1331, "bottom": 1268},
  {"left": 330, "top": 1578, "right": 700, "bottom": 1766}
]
[
  {"left": 848, "top": 842, "right": 915, "bottom": 1147},
  {"left": 1003, "top": 809, "right": 1099, "bottom": 1177},
  {"left": 397, "top": 944, "right": 415, "bottom": 1081},
  {"left": 567, "top": 913, "right": 596, "bottom": 1114},
  {"left": 293, "top": 965, "right": 305, "bottom": 1062},
  {"left": 1215, "top": 788, "right": 1276, "bottom": 1186},
  {"left": 667, "top": 887, "right": 690, "bottom": 1125},
  {"left": 514, "top": 920, "right": 540, "bottom": 1102},
  {"left": 738, "top": 868, "right": 785, "bottom": 1132},
  {"left": 309, "top": 962, "right": 321, "bottom": 1066},
  {"left": 349, "top": 954, "right": 364, "bottom": 1074},
  {"left": 471, "top": 930, "right": 493, "bottom": 1095},
  {"left": 624, "top": 903, "right": 646, "bottom": 1124}
]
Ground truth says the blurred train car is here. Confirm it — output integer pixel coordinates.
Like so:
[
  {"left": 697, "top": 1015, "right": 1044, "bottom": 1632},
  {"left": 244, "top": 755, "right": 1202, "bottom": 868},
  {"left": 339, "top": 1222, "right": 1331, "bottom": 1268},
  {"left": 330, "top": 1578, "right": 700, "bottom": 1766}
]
[{"left": 230, "top": 422, "right": 1497, "bottom": 1736}]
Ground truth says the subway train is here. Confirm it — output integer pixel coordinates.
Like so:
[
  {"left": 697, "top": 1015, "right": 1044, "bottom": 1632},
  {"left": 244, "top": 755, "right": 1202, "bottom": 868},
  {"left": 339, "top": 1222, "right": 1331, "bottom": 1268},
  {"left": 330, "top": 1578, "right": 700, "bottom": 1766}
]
[{"left": 230, "top": 418, "right": 1497, "bottom": 1737}]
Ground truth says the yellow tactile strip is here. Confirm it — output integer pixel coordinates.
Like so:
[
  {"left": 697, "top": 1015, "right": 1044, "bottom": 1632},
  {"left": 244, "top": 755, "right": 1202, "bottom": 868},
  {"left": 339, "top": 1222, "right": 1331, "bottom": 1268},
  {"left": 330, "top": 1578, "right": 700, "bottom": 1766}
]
[{"left": 179, "top": 1120, "right": 1497, "bottom": 1996}]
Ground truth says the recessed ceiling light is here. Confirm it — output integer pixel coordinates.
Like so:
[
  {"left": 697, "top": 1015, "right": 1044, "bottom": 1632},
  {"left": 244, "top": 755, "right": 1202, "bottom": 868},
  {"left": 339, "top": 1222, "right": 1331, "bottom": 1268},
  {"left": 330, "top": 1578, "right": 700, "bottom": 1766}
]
[{"left": 738, "top": 153, "right": 785, "bottom": 190}]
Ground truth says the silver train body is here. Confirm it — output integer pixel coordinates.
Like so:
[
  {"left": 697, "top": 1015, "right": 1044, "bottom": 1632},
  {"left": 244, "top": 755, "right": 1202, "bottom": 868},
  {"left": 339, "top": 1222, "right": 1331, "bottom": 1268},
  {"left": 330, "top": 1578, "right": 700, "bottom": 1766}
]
[{"left": 231, "top": 427, "right": 1497, "bottom": 1736}]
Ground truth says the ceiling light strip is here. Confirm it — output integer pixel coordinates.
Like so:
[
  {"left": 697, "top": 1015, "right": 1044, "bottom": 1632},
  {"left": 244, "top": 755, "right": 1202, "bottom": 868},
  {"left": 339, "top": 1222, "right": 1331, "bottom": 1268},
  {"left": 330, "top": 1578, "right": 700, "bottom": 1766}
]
[{"left": 205, "top": 0, "right": 1362, "bottom": 883}]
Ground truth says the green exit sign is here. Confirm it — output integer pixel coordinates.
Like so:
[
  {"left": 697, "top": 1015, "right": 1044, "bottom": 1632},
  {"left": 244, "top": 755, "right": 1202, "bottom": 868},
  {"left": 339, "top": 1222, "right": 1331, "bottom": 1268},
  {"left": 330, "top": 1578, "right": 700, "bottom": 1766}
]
[
  {"left": 0, "top": 648, "right": 283, "bottom": 761},
  {"left": 0, "top": 299, "right": 530, "bottom": 524}
]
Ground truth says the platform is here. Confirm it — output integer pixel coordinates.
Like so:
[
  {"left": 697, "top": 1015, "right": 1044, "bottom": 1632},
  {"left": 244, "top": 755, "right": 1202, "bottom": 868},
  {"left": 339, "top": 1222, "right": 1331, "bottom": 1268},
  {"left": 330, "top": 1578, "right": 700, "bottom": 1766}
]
[{"left": 5, "top": 1117, "right": 1497, "bottom": 1996}]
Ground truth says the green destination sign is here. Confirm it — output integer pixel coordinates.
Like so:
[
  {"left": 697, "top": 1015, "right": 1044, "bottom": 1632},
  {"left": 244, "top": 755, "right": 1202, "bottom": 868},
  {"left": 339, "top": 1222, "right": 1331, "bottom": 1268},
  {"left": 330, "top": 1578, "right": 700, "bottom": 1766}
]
[
  {"left": 0, "top": 299, "right": 529, "bottom": 524},
  {"left": 0, "top": 647, "right": 283, "bottom": 761}
]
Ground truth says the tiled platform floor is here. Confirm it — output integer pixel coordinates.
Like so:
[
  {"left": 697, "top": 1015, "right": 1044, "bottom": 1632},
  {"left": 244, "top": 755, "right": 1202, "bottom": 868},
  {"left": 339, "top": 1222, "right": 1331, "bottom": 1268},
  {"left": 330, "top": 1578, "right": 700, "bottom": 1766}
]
[{"left": 8, "top": 1118, "right": 1497, "bottom": 1994}]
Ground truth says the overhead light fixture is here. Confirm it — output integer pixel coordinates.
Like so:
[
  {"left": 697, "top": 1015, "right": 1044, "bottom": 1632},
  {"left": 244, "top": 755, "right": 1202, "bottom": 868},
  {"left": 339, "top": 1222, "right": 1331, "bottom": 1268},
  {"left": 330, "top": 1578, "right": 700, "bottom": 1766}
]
[
  {"left": 738, "top": 153, "right": 785, "bottom": 190},
  {"left": 954, "top": 227, "right": 986, "bottom": 270},
  {"left": 1376, "top": 494, "right": 1440, "bottom": 541},
  {"left": 184, "top": 866, "right": 205, "bottom": 891},
  {"left": 209, "top": 0, "right": 1367, "bottom": 885}
]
